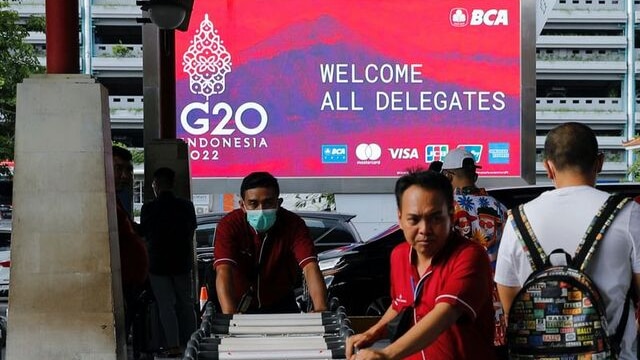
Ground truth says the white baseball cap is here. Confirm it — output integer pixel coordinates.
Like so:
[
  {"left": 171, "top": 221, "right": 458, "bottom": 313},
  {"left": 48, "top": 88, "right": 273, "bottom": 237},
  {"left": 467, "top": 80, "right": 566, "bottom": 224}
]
[{"left": 441, "top": 148, "right": 481, "bottom": 170}]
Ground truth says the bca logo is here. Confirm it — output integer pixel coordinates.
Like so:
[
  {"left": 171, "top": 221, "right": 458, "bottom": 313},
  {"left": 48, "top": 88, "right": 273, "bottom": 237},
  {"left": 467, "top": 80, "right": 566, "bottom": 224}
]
[
  {"left": 450, "top": 8, "right": 469, "bottom": 27},
  {"left": 450, "top": 8, "right": 509, "bottom": 27}
]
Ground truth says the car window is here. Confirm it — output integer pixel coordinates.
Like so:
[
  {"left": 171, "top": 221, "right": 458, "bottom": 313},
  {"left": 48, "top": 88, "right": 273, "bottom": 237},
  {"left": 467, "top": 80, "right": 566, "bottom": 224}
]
[
  {"left": 0, "top": 231, "right": 9, "bottom": 252},
  {"left": 303, "top": 218, "right": 356, "bottom": 245},
  {"left": 195, "top": 222, "right": 216, "bottom": 249}
]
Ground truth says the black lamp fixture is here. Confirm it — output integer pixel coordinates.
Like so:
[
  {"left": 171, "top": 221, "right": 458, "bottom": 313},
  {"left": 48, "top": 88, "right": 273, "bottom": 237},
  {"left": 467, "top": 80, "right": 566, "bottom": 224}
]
[{"left": 137, "top": 0, "right": 194, "bottom": 31}]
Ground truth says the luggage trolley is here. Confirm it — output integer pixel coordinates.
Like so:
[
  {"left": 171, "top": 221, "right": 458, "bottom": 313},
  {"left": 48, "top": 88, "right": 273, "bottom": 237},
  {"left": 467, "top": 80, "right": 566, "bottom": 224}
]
[{"left": 184, "top": 303, "right": 353, "bottom": 360}]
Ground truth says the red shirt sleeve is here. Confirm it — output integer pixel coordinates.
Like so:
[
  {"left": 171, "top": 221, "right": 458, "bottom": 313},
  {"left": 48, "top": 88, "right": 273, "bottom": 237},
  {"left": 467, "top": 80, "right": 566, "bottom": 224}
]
[
  {"left": 213, "top": 210, "right": 242, "bottom": 268},
  {"left": 435, "top": 242, "right": 493, "bottom": 320}
]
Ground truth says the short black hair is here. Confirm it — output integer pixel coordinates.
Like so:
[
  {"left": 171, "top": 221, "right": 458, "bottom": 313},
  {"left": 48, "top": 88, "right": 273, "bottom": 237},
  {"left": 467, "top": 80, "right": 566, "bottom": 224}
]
[
  {"left": 153, "top": 167, "right": 175, "bottom": 188},
  {"left": 240, "top": 172, "right": 280, "bottom": 199},
  {"left": 544, "top": 122, "right": 598, "bottom": 173},
  {"left": 394, "top": 169, "right": 454, "bottom": 212},
  {"left": 427, "top": 161, "right": 443, "bottom": 172},
  {"left": 112, "top": 145, "right": 132, "bottom": 162}
]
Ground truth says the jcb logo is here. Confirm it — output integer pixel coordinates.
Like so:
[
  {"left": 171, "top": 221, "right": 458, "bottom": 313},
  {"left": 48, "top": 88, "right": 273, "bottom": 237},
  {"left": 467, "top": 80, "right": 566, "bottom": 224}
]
[{"left": 450, "top": 8, "right": 509, "bottom": 27}]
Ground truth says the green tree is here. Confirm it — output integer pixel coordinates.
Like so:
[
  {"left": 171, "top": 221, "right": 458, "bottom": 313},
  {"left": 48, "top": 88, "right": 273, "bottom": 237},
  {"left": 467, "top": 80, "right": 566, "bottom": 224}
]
[
  {"left": 629, "top": 150, "right": 640, "bottom": 181},
  {"left": 0, "top": 2, "right": 44, "bottom": 175}
]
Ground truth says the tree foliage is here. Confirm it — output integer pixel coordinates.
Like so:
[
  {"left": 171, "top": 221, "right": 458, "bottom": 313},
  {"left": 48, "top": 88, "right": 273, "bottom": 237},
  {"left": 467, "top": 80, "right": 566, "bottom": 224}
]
[
  {"left": 0, "top": 2, "right": 44, "bottom": 167},
  {"left": 629, "top": 150, "right": 640, "bottom": 182},
  {"left": 112, "top": 141, "right": 144, "bottom": 165}
]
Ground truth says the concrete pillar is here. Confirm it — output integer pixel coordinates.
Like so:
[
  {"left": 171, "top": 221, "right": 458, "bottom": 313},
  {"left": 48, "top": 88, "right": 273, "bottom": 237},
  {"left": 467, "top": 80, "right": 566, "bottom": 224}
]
[{"left": 8, "top": 74, "right": 125, "bottom": 360}]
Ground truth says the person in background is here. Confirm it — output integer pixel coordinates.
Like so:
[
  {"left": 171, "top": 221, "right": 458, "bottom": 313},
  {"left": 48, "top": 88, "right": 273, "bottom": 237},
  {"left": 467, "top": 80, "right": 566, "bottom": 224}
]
[
  {"left": 441, "top": 148, "right": 507, "bottom": 263},
  {"left": 113, "top": 145, "right": 134, "bottom": 217},
  {"left": 213, "top": 171, "right": 328, "bottom": 314},
  {"left": 495, "top": 122, "right": 640, "bottom": 359},
  {"left": 441, "top": 148, "right": 508, "bottom": 357},
  {"left": 346, "top": 170, "right": 495, "bottom": 360},
  {"left": 112, "top": 145, "right": 148, "bottom": 340},
  {"left": 138, "top": 167, "right": 197, "bottom": 357}
]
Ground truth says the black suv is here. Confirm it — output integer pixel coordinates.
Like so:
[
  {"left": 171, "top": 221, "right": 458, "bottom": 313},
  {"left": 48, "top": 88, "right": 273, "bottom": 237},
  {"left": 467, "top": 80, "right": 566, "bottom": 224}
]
[
  {"left": 194, "top": 210, "right": 362, "bottom": 306},
  {"left": 314, "top": 183, "right": 640, "bottom": 316}
]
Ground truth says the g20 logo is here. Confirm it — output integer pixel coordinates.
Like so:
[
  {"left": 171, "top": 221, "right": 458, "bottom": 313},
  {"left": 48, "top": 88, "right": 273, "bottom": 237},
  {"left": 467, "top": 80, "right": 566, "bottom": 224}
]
[{"left": 180, "top": 101, "right": 268, "bottom": 136}]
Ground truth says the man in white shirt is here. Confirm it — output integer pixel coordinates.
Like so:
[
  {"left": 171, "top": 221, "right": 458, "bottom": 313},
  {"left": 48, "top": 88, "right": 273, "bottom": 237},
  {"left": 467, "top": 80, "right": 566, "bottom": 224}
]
[{"left": 495, "top": 122, "right": 640, "bottom": 359}]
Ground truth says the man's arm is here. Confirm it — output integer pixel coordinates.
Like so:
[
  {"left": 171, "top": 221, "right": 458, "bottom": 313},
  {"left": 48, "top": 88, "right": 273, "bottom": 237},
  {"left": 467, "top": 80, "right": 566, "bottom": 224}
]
[
  {"left": 358, "top": 303, "right": 462, "bottom": 360},
  {"left": 302, "top": 261, "right": 328, "bottom": 312},
  {"left": 215, "top": 263, "right": 237, "bottom": 314},
  {"left": 497, "top": 283, "right": 521, "bottom": 322},
  {"left": 346, "top": 304, "right": 398, "bottom": 358}
]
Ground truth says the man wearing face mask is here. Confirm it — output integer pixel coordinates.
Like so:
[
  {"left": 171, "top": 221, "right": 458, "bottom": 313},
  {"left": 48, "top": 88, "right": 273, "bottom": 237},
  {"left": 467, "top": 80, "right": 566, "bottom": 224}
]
[{"left": 213, "top": 172, "right": 328, "bottom": 314}]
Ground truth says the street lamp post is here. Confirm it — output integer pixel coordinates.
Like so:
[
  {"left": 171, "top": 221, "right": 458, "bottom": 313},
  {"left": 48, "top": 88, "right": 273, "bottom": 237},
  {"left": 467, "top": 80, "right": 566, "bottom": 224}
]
[
  {"left": 138, "top": 0, "right": 193, "bottom": 140},
  {"left": 46, "top": 0, "right": 79, "bottom": 73}
]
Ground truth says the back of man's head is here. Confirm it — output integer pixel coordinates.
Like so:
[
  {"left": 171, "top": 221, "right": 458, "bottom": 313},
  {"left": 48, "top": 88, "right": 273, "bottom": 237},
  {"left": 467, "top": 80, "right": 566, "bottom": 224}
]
[
  {"left": 112, "top": 145, "right": 132, "bottom": 162},
  {"left": 240, "top": 172, "right": 280, "bottom": 199},
  {"left": 441, "top": 149, "right": 479, "bottom": 183},
  {"left": 153, "top": 167, "right": 175, "bottom": 190},
  {"left": 544, "top": 122, "right": 598, "bottom": 174}
]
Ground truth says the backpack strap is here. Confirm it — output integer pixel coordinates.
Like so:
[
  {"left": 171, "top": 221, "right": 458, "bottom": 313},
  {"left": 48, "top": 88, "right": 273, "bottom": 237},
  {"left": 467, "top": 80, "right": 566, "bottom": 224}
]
[
  {"left": 510, "top": 204, "right": 546, "bottom": 272},
  {"left": 572, "top": 194, "right": 630, "bottom": 271},
  {"left": 571, "top": 193, "right": 631, "bottom": 358}
]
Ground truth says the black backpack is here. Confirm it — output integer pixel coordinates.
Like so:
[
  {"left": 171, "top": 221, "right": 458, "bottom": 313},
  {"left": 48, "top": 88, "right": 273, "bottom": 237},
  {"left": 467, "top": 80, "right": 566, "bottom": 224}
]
[{"left": 506, "top": 194, "right": 631, "bottom": 359}]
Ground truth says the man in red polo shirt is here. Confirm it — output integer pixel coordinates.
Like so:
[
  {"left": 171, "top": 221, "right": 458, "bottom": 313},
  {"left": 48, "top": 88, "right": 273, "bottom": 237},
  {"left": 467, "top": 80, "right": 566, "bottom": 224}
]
[
  {"left": 213, "top": 171, "right": 328, "bottom": 314},
  {"left": 347, "top": 170, "right": 495, "bottom": 360}
]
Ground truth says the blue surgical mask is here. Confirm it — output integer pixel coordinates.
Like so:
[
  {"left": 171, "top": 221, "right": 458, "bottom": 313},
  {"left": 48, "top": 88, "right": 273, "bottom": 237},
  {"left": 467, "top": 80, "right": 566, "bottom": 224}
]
[{"left": 246, "top": 209, "right": 277, "bottom": 232}]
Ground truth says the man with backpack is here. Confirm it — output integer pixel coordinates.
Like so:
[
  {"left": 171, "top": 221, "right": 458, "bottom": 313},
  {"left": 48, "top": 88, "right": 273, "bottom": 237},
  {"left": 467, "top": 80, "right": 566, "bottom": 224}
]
[{"left": 495, "top": 122, "right": 640, "bottom": 359}]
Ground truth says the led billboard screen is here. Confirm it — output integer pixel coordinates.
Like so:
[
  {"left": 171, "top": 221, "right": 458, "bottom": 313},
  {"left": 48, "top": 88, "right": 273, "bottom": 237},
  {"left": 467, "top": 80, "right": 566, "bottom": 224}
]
[{"left": 175, "top": 0, "right": 535, "bottom": 193}]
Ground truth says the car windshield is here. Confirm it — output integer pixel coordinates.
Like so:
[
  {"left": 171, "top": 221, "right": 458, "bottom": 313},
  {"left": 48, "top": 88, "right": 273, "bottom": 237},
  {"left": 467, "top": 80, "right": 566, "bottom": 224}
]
[
  {"left": 196, "top": 222, "right": 216, "bottom": 249},
  {"left": 303, "top": 218, "right": 357, "bottom": 245},
  {"left": 0, "top": 231, "right": 9, "bottom": 252}
]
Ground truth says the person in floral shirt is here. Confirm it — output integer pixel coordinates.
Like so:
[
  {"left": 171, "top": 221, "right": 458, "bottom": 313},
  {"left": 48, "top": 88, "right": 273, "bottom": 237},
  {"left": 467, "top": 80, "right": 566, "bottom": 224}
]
[{"left": 441, "top": 149, "right": 508, "bottom": 358}]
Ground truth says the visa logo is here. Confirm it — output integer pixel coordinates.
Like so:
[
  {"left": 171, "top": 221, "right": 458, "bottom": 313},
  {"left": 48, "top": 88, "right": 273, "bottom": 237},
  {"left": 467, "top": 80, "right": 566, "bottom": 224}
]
[{"left": 388, "top": 148, "right": 419, "bottom": 160}]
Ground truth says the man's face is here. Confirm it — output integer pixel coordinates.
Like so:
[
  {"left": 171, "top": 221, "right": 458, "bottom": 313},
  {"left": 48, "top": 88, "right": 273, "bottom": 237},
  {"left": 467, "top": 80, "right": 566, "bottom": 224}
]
[
  {"left": 113, "top": 155, "right": 133, "bottom": 192},
  {"left": 240, "top": 187, "right": 280, "bottom": 211},
  {"left": 398, "top": 185, "right": 453, "bottom": 259}
]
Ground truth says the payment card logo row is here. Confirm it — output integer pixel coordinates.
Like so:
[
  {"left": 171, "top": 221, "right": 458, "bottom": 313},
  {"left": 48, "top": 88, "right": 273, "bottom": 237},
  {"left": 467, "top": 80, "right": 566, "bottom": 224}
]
[{"left": 322, "top": 143, "right": 510, "bottom": 165}]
